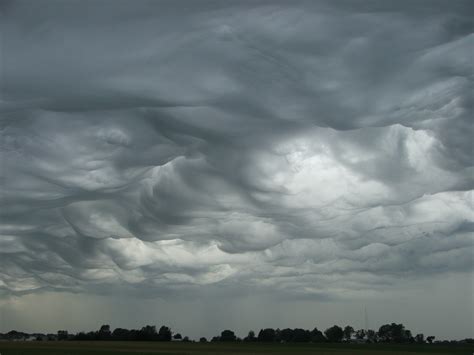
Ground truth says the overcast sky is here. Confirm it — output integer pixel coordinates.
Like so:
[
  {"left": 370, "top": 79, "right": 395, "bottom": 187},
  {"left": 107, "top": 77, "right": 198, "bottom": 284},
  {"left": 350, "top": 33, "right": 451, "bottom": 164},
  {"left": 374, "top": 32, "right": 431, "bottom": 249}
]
[{"left": 1, "top": 0, "right": 473, "bottom": 340}]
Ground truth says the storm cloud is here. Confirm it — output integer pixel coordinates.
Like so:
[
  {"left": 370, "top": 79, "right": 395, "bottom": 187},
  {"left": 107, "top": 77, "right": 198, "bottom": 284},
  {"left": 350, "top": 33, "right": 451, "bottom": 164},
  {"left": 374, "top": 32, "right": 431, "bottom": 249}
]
[{"left": 0, "top": 0, "right": 473, "bottom": 339}]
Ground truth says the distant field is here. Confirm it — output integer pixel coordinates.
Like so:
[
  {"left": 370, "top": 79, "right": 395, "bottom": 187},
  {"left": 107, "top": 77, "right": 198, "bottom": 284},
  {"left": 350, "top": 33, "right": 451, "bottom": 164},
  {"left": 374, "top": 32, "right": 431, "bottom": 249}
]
[{"left": 0, "top": 341, "right": 473, "bottom": 355}]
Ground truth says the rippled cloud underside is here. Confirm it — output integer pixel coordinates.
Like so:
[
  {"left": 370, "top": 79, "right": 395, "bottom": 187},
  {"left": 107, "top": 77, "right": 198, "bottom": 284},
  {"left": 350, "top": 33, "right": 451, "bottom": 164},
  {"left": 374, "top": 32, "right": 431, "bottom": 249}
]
[{"left": 0, "top": 0, "right": 473, "bottom": 338}]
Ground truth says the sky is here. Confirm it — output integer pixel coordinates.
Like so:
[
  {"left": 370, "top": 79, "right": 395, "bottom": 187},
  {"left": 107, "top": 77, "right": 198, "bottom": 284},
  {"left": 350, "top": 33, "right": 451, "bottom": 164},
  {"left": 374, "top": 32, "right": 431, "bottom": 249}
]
[{"left": 0, "top": 0, "right": 473, "bottom": 341}]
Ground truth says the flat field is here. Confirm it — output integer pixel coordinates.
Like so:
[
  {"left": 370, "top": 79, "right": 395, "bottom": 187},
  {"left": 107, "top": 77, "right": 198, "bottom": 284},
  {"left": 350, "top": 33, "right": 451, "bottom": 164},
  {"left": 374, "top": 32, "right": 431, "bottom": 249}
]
[{"left": 0, "top": 341, "right": 472, "bottom": 355}]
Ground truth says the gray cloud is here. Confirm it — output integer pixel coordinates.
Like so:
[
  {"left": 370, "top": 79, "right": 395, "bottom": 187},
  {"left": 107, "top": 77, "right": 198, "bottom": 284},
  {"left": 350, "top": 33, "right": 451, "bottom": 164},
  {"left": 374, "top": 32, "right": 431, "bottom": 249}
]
[{"left": 0, "top": 0, "right": 473, "bottom": 338}]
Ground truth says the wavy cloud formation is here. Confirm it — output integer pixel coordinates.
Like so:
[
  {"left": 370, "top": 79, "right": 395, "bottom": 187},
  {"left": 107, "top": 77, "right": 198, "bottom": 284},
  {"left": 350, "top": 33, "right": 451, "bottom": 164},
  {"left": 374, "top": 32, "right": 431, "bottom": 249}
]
[{"left": 1, "top": 0, "right": 473, "bottom": 315}]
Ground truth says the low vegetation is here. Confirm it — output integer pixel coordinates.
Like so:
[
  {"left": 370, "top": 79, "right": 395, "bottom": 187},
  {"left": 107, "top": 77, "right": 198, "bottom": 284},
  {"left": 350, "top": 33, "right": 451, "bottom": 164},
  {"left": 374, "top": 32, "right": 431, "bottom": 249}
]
[{"left": 1, "top": 340, "right": 473, "bottom": 355}]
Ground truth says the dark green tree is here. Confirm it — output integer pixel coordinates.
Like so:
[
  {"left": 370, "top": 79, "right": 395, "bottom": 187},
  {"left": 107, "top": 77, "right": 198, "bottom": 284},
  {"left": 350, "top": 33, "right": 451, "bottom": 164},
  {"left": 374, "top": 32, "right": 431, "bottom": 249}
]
[
  {"left": 377, "top": 323, "right": 410, "bottom": 343},
  {"left": 355, "top": 329, "right": 366, "bottom": 340},
  {"left": 324, "top": 325, "right": 344, "bottom": 343},
  {"left": 366, "top": 329, "right": 376, "bottom": 342},
  {"left": 220, "top": 330, "right": 236, "bottom": 342},
  {"left": 310, "top": 327, "right": 326, "bottom": 342},
  {"left": 57, "top": 330, "right": 68, "bottom": 341},
  {"left": 279, "top": 328, "right": 293, "bottom": 343},
  {"left": 343, "top": 326, "right": 354, "bottom": 341},
  {"left": 244, "top": 330, "right": 256, "bottom": 342},
  {"left": 112, "top": 328, "right": 131, "bottom": 341},
  {"left": 158, "top": 326, "right": 172, "bottom": 341},
  {"left": 415, "top": 333, "right": 424, "bottom": 344},
  {"left": 98, "top": 325, "right": 111, "bottom": 340},
  {"left": 139, "top": 325, "right": 157, "bottom": 341},
  {"left": 258, "top": 328, "right": 276, "bottom": 342}
]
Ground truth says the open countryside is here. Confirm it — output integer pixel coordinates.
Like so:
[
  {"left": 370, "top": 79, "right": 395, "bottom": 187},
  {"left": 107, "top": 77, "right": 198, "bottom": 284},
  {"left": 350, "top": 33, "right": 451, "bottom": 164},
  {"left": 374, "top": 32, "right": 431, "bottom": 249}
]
[{"left": 2, "top": 323, "right": 473, "bottom": 355}]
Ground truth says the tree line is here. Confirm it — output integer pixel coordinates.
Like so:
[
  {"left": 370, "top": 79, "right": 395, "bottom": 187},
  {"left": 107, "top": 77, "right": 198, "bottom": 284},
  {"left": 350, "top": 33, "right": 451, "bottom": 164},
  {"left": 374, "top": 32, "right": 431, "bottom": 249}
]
[
  {"left": 210, "top": 324, "right": 437, "bottom": 344},
  {"left": 2, "top": 322, "right": 473, "bottom": 344}
]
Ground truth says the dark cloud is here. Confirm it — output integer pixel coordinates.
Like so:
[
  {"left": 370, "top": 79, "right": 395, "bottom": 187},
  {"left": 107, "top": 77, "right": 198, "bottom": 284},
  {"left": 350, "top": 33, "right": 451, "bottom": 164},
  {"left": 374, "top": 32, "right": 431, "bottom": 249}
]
[{"left": 0, "top": 0, "right": 473, "bottom": 337}]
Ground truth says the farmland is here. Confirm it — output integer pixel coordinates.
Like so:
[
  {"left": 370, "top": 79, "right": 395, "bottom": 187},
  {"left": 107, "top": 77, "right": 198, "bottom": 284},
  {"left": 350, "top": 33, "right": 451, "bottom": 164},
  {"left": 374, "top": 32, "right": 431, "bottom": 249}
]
[{"left": 0, "top": 341, "right": 472, "bottom": 355}]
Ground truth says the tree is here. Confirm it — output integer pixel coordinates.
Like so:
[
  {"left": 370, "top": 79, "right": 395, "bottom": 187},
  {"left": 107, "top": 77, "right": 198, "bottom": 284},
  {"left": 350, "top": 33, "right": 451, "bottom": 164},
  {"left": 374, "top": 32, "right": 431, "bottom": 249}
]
[
  {"left": 292, "top": 328, "right": 311, "bottom": 342},
  {"left": 279, "top": 328, "right": 293, "bottom": 343},
  {"left": 355, "top": 329, "right": 366, "bottom": 340},
  {"left": 99, "top": 325, "right": 110, "bottom": 332},
  {"left": 139, "top": 325, "right": 157, "bottom": 341},
  {"left": 377, "top": 324, "right": 391, "bottom": 342},
  {"left": 220, "top": 330, "right": 236, "bottom": 342},
  {"left": 276, "top": 328, "right": 311, "bottom": 343},
  {"left": 57, "top": 330, "right": 68, "bottom": 341},
  {"left": 244, "top": 330, "right": 256, "bottom": 342},
  {"left": 415, "top": 334, "right": 424, "bottom": 344},
  {"left": 258, "top": 328, "right": 276, "bottom": 342},
  {"left": 343, "top": 326, "right": 354, "bottom": 341},
  {"left": 158, "top": 326, "right": 172, "bottom": 341},
  {"left": 112, "top": 328, "right": 131, "bottom": 341},
  {"left": 98, "top": 325, "right": 111, "bottom": 340},
  {"left": 310, "top": 327, "right": 326, "bottom": 342},
  {"left": 427, "top": 336, "right": 435, "bottom": 344},
  {"left": 392, "top": 324, "right": 407, "bottom": 343},
  {"left": 324, "top": 325, "right": 344, "bottom": 343},
  {"left": 173, "top": 333, "right": 182, "bottom": 340},
  {"left": 199, "top": 337, "right": 207, "bottom": 343},
  {"left": 366, "top": 329, "right": 376, "bottom": 343},
  {"left": 377, "top": 323, "right": 410, "bottom": 343}
]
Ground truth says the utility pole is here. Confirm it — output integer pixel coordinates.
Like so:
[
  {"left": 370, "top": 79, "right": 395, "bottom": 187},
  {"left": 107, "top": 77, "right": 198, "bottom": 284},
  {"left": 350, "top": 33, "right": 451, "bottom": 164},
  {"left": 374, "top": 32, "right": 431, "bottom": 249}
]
[{"left": 364, "top": 306, "right": 369, "bottom": 331}]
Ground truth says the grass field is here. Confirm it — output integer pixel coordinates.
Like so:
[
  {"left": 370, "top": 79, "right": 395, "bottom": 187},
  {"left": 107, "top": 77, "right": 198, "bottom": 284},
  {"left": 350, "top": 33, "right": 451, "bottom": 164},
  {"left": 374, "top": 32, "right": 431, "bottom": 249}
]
[{"left": 0, "top": 341, "right": 473, "bottom": 355}]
